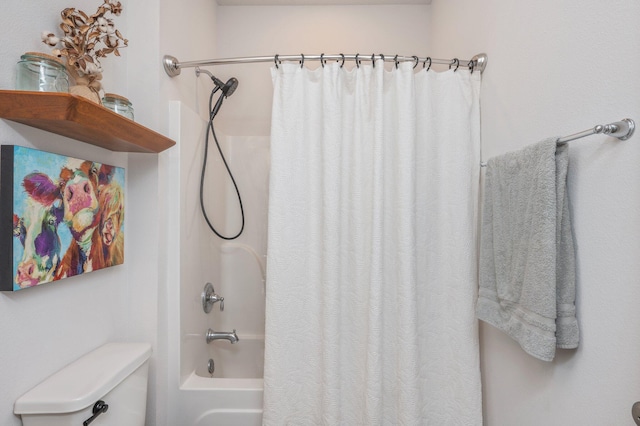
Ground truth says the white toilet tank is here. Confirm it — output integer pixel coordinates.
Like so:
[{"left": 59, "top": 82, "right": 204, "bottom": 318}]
[{"left": 14, "top": 342, "right": 152, "bottom": 426}]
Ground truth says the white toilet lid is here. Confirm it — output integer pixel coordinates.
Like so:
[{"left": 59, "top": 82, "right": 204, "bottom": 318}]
[{"left": 14, "top": 342, "right": 151, "bottom": 414}]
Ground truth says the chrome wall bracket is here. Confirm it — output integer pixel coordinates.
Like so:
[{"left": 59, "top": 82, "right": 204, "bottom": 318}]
[
  {"left": 603, "top": 118, "right": 635, "bottom": 141},
  {"left": 163, "top": 55, "right": 181, "bottom": 77},
  {"left": 471, "top": 53, "right": 488, "bottom": 74}
]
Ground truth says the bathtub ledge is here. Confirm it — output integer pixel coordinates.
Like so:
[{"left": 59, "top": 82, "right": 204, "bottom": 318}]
[{"left": 182, "top": 371, "right": 263, "bottom": 391}]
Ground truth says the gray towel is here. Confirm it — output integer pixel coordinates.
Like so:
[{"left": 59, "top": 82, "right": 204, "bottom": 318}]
[{"left": 477, "top": 138, "right": 579, "bottom": 361}]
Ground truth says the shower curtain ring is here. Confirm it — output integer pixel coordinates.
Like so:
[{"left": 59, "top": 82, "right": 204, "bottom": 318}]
[
  {"left": 340, "top": 53, "right": 345, "bottom": 68},
  {"left": 394, "top": 54, "right": 399, "bottom": 69},
  {"left": 274, "top": 54, "right": 280, "bottom": 69},
  {"left": 355, "top": 53, "right": 360, "bottom": 68},
  {"left": 449, "top": 58, "right": 459, "bottom": 71},
  {"left": 371, "top": 54, "right": 375, "bottom": 67},
  {"left": 379, "top": 53, "right": 385, "bottom": 64},
  {"left": 412, "top": 56, "right": 419, "bottom": 69},
  {"left": 424, "top": 57, "right": 432, "bottom": 71},
  {"left": 300, "top": 53, "right": 304, "bottom": 69},
  {"left": 320, "top": 53, "right": 325, "bottom": 68},
  {"left": 467, "top": 59, "right": 474, "bottom": 74}
]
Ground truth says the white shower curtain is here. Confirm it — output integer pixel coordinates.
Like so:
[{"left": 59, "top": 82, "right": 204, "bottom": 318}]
[{"left": 264, "top": 60, "right": 482, "bottom": 425}]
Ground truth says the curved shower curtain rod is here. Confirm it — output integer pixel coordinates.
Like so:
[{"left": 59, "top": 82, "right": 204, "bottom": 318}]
[{"left": 162, "top": 53, "right": 488, "bottom": 77}]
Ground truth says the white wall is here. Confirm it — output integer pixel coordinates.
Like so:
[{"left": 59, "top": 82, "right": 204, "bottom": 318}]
[
  {"left": 429, "top": 0, "right": 640, "bottom": 424},
  {"left": 216, "top": 4, "right": 433, "bottom": 137},
  {"left": 0, "top": 2, "right": 140, "bottom": 426},
  {"left": 0, "top": 1, "right": 218, "bottom": 425}
]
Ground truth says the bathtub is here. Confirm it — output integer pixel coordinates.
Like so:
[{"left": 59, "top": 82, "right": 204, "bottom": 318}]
[
  {"left": 182, "top": 373, "right": 263, "bottom": 426},
  {"left": 179, "top": 336, "right": 265, "bottom": 426}
]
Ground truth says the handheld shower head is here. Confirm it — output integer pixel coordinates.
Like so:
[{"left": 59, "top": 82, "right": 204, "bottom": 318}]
[
  {"left": 216, "top": 77, "right": 238, "bottom": 97},
  {"left": 196, "top": 67, "right": 239, "bottom": 97}
]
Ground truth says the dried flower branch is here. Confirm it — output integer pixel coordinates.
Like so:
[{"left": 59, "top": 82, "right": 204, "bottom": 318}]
[
  {"left": 41, "top": 0, "right": 128, "bottom": 75},
  {"left": 41, "top": 31, "right": 60, "bottom": 47}
]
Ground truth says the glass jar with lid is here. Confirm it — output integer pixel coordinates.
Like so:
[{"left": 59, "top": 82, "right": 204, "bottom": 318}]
[
  {"left": 16, "top": 52, "right": 69, "bottom": 93},
  {"left": 102, "top": 93, "right": 134, "bottom": 121}
]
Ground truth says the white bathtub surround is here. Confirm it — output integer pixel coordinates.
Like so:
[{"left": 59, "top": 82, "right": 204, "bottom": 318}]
[
  {"left": 167, "top": 103, "right": 268, "bottom": 425},
  {"left": 203, "top": 336, "right": 265, "bottom": 378},
  {"left": 181, "top": 373, "right": 263, "bottom": 426},
  {"left": 264, "top": 61, "right": 482, "bottom": 424}
]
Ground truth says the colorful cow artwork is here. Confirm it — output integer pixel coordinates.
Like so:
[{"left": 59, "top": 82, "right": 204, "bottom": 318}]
[
  {"left": 97, "top": 182, "right": 125, "bottom": 268},
  {"left": 12, "top": 173, "right": 64, "bottom": 287},
  {"left": 53, "top": 160, "right": 117, "bottom": 279},
  {"left": 0, "top": 146, "right": 125, "bottom": 291}
]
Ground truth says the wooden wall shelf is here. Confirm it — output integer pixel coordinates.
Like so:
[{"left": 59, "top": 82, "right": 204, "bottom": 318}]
[{"left": 0, "top": 90, "right": 175, "bottom": 153}]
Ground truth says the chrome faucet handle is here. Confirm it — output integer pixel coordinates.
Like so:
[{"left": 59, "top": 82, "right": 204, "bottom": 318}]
[
  {"left": 202, "top": 282, "right": 224, "bottom": 313},
  {"left": 208, "top": 293, "right": 224, "bottom": 311}
]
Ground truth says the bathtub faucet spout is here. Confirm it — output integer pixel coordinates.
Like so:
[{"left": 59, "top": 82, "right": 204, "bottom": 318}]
[{"left": 206, "top": 328, "right": 239, "bottom": 344}]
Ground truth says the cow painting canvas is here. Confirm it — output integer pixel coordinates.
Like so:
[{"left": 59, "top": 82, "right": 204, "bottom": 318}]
[{"left": 0, "top": 146, "right": 125, "bottom": 291}]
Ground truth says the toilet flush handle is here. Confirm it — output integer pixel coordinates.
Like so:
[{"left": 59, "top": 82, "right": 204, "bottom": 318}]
[
  {"left": 632, "top": 401, "right": 640, "bottom": 425},
  {"left": 83, "top": 400, "right": 109, "bottom": 426}
]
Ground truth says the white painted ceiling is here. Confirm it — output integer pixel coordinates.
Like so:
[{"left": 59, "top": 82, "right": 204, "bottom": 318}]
[{"left": 217, "top": 0, "right": 431, "bottom": 5}]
